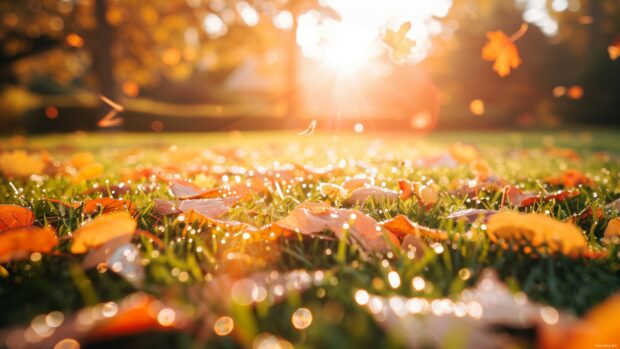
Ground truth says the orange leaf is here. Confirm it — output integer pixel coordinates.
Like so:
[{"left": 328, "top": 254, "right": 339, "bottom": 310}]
[
  {"left": 0, "top": 226, "right": 57, "bottom": 263},
  {"left": 482, "top": 25, "right": 526, "bottom": 77},
  {"left": 71, "top": 211, "right": 137, "bottom": 254},
  {"left": 82, "top": 198, "right": 138, "bottom": 216},
  {"left": 383, "top": 22, "right": 415, "bottom": 62},
  {"left": 604, "top": 217, "right": 620, "bottom": 240},
  {"left": 381, "top": 215, "right": 448, "bottom": 241},
  {"left": 0, "top": 204, "right": 35, "bottom": 232},
  {"left": 487, "top": 211, "right": 586, "bottom": 256}
]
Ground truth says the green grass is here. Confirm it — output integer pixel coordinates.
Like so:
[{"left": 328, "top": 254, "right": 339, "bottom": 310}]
[{"left": 1, "top": 130, "right": 619, "bottom": 349}]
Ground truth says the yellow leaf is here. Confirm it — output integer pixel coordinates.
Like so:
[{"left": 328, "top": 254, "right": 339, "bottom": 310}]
[
  {"left": 71, "top": 212, "right": 137, "bottom": 254},
  {"left": 487, "top": 211, "right": 586, "bottom": 256},
  {"left": 383, "top": 22, "right": 415, "bottom": 63},
  {"left": 0, "top": 150, "right": 45, "bottom": 177},
  {"left": 604, "top": 218, "right": 620, "bottom": 239},
  {"left": 72, "top": 162, "right": 104, "bottom": 183},
  {"left": 0, "top": 226, "right": 57, "bottom": 263},
  {"left": 482, "top": 25, "right": 526, "bottom": 77}
]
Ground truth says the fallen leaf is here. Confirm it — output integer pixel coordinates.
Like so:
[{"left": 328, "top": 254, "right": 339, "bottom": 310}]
[
  {"left": 482, "top": 24, "right": 527, "bottom": 77},
  {"left": 0, "top": 150, "right": 45, "bottom": 177},
  {"left": 0, "top": 204, "right": 35, "bottom": 232},
  {"left": 82, "top": 198, "right": 138, "bottom": 216},
  {"left": 342, "top": 176, "right": 372, "bottom": 192},
  {"left": 69, "top": 152, "right": 95, "bottom": 169},
  {"left": 153, "top": 197, "right": 238, "bottom": 219},
  {"left": 604, "top": 218, "right": 620, "bottom": 240},
  {"left": 448, "top": 143, "right": 480, "bottom": 163},
  {"left": 0, "top": 226, "right": 57, "bottom": 263},
  {"left": 361, "top": 270, "right": 567, "bottom": 349},
  {"left": 486, "top": 211, "right": 586, "bottom": 255},
  {"left": 169, "top": 179, "right": 221, "bottom": 199},
  {"left": 71, "top": 211, "right": 137, "bottom": 254},
  {"left": 260, "top": 202, "right": 398, "bottom": 253},
  {"left": 381, "top": 215, "right": 448, "bottom": 241},
  {"left": 446, "top": 209, "right": 499, "bottom": 224},
  {"left": 318, "top": 183, "right": 347, "bottom": 200},
  {"left": 545, "top": 170, "right": 592, "bottom": 187},
  {"left": 72, "top": 162, "right": 104, "bottom": 183},
  {"left": 343, "top": 186, "right": 399, "bottom": 206},
  {"left": 545, "top": 293, "right": 620, "bottom": 349},
  {"left": 398, "top": 180, "right": 439, "bottom": 206},
  {"left": 383, "top": 22, "right": 415, "bottom": 62}
]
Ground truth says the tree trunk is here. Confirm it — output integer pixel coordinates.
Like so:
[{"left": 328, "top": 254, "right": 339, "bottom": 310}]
[{"left": 93, "top": 0, "right": 118, "bottom": 129}]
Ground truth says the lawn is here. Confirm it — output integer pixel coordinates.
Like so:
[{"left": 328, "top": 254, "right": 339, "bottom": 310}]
[{"left": 0, "top": 130, "right": 619, "bottom": 349}]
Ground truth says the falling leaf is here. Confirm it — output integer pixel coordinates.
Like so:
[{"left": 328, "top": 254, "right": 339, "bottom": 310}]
[
  {"left": 260, "top": 202, "right": 398, "bottom": 252},
  {"left": 470, "top": 99, "right": 485, "bottom": 116},
  {"left": 609, "top": 37, "right": 620, "bottom": 60},
  {"left": 0, "top": 226, "right": 57, "bottom": 263},
  {"left": 0, "top": 151, "right": 45, "bottom": 177},
  {"left": 486, "top": 211, "right": 586, "bottom": 255},
  {"left": 381, "top": 215, "right": 448, "bottom": 241},
  {"left": 383, "top": 22, "right": 415, "bottom": 62},
  {"left": 298, "top": 119, "right": 317, "bottom": 136},
  {"left": 0, "top": 204, "right": 35, "bottom": 232},
  {"left": 482, "top": 24, "right": 527, "bottom": 77},
  {"left": 71, "top": 212, "right": 137, "bottom": 254},
  {"left": 97, "top": 96, "right": 124, "bottom": 128}
]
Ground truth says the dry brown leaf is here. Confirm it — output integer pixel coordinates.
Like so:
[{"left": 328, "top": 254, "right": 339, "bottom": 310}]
[
  {"left": 487, "top": 211, "right": 586, "bottom": 255},
  {"left": 259, "top": 202, "right": 398, "bottom": 253},
  {"left": 153, "top": 197, "right": 238, "bottom": 219},
  {"left": 71, "top": 212, "right": 137, "bottom": 254},
  {"left": 0, "top": 204, "right": 35, "bottom": 232},
  {"left": 343, "top": 186, "right": 399, "bottom": 206},
  {"left": 0, "top": 226, "right": 57, "bottom": 263}
]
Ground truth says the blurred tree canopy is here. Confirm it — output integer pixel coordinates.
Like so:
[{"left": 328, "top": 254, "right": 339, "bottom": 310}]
[{"left": 0, "top": 0, "right": 618, "bottom": 131}]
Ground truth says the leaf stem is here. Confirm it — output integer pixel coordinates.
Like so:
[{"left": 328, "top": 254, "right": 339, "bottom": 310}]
[{"left": 510, "top": 23, "right": 529, "bottom": 42}]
